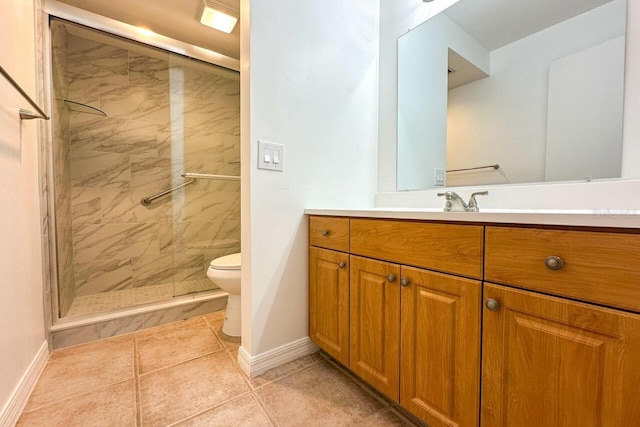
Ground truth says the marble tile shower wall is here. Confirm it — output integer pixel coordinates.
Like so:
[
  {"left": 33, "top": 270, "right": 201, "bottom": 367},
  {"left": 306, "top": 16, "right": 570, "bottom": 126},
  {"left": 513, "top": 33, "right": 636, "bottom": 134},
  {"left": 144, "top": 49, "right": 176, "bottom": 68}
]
[
  {"left": 51, "top": 21, "right": 76, "bottom": 317},
  {"left": 59, "top": 33, "right": 240, "bottom": 304}
]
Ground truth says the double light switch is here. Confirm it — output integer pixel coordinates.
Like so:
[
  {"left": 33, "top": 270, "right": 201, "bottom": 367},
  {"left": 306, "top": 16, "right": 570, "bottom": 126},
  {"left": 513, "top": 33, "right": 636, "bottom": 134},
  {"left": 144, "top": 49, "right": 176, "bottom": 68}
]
[{"left": 258, "top": 140, "right": 284, "bottom": 171}]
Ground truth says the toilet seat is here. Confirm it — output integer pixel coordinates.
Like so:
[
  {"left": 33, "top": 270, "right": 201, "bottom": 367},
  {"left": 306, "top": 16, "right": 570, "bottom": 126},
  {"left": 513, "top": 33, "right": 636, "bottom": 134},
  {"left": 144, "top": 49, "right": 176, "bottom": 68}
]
[{"left": 209, "top": 253, "right": 241, "bottom": 270}]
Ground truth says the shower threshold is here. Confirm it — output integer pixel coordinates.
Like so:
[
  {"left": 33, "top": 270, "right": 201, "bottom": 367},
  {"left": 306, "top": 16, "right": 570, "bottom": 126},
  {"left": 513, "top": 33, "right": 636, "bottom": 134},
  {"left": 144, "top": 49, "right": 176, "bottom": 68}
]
[{"left": 50, "top": 286, "right": 229, "bottom": 349}]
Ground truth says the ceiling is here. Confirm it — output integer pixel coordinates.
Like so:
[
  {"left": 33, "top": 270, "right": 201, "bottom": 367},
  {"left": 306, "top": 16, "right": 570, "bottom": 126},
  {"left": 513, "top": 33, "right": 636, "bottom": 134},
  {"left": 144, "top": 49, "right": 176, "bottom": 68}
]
[
  {"left": 57, "top": 0, "right": 241, "bottom": 59},
  {"left": 445, "top": 0, "right": 617, "bottom": 51},
  {"left": 55, "top": 0, "right": 618, "bottom": 62}
]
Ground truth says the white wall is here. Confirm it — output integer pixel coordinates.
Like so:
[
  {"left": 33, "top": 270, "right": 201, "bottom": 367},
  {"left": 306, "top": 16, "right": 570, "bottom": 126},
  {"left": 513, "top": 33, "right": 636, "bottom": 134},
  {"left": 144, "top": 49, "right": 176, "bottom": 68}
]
[
  {"left": 0, "top": 0, "right": 47, "bottom": 419},
  {"left": 545, "top": 36, "right": 625, "bottom": 182},
  {"left": 242, "top": 0, "right": 379, "bottom": 355}
]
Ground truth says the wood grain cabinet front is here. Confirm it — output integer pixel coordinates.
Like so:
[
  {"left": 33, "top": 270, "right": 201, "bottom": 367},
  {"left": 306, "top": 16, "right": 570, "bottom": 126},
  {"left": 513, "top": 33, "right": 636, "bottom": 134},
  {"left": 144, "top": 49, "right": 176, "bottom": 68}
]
[
  {"left": 310, "top": 216, "right": 484, "bottom": 425},
  {"left": 350, "top": 219, "right": 484, "bottom": 279},
  {"left": 309, "top": 215, "right": 640, "bottom": 427},
  {"left": 481, "top": 284, "right": 640, "bottom": 427},
  {"left": 309, "top": 216, "right": 350, "bottom": 252},
  {"left": 348, "top": 257, "right": 483, "bottom": 426},
  {"left": 485, "top": 226, "right": 640, "bottom": 312},
  {"left": 309, "top": 246, "right": 350, "bottom": 366},
  {"left": 349, "top": 255, "right": 401, "bottom": 401},
  {"left": 400, "top": 266, "right": 481, "bottom": 427}
]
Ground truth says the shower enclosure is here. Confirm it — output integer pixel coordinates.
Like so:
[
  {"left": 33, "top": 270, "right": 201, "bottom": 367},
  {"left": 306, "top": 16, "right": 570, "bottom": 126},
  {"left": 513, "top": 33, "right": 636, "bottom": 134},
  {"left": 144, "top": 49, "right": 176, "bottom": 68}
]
[{"left": 49, "top": 18, "right": 240, "bottom": 320}]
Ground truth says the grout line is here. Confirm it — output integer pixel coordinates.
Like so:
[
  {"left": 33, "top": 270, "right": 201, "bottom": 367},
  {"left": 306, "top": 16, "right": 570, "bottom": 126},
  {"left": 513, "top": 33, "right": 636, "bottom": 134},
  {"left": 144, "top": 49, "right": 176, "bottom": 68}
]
[
  {"left": 247, "top": 354, "right": 323, "bottom": 391},
  {"left": 132, "top": 338, "right": 142, "bottom": 427},
  {"left": 320, "top": 353, "right": 425, "bottom": 426},
  {"left": 250, "top": 391, "right": 279, "bottom": 427},
  {"left": 136, "top": 347, "right": 224, "bottom": 378},
  {"left": 21, "top": 337, "right": 138, "bottom": 413},
  {"left": 134, "top": 318, "right": 226, "bottom": 376},
  {"left": 164, "top": 390, "right": 254, "bottom": 427},
  {"left": 19, "top": 378, "right": 136, "bottom": 416},
  {"left": 226, "top": 347, "right": 255, "bottom": 390}
]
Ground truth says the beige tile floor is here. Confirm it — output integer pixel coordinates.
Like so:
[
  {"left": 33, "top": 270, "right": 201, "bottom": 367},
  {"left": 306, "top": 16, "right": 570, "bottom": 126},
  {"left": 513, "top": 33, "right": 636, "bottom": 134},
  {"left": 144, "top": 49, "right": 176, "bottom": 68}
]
[{"left": 18, "top": 311, "right": 420, "bottom": 426}]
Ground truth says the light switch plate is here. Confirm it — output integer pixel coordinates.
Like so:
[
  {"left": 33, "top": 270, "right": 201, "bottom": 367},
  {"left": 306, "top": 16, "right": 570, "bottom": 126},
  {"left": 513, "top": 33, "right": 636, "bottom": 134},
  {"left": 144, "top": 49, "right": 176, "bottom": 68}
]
[{"left": 258, "top": 140, "right": 284, "bottom": 171}]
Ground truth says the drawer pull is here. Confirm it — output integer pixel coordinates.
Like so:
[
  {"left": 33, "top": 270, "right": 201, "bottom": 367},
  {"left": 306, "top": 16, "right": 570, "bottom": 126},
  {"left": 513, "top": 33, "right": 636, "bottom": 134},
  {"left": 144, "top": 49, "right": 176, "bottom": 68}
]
[
  {"left": 387, "top": 274, "right": 396, "bottom": 283},
  {"left": 321, "top": 229, "right": 329, "bottom": 237},
  {"left": 485, "top": 298, "right": 500, "bottom": 311},
  {"left": 545, "top": 256, "right": 564, "bottom": 271},
  {"left": 338, "top": 261, "right": 345, "bottom": 269},
  {"left": 400, "top": 277, "right": 409, "bottom": 287}
]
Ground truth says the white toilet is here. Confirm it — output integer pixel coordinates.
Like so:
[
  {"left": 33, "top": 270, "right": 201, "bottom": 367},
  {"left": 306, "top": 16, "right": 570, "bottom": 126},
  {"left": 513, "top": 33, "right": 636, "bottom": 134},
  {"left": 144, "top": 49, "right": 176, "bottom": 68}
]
[{"left": 207, "top": 253, "right": 241, "bottom": 337}]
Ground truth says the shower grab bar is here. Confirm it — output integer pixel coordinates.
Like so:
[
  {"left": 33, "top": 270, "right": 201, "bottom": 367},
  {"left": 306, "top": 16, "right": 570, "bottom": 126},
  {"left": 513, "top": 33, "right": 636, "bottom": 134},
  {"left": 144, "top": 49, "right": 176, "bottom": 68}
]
[
  {"left": 446, "top": 164, "right": 500, "bottom": 173},
  {"left": 140, "top": 178, "right": 197, "bottom": 206},
  {"left": 0, "top": 65, "right": 50, "bottom": 120},
  {"left": 182, "top": 173, "right": 240, "bottom": 181}
]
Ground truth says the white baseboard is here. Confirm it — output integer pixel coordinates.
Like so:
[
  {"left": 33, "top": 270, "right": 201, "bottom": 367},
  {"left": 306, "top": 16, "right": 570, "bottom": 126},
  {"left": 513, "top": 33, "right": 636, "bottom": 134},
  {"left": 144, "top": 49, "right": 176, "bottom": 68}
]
[
  {"left": 237, "top": 336, "right": 319, "bottom": 377},
  {"left": 0, "top": 341, "right": 49, "bottom": 427}
]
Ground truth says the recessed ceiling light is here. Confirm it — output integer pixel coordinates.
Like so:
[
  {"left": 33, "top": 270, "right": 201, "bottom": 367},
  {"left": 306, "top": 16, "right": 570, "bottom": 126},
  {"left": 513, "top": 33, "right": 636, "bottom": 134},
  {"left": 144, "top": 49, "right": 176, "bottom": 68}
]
[
  {"left": 198, "top": 0, "right": 239, "bottom": 34},
  {"left": 136, "top": 27, "right": 156, "bottom": 37}
]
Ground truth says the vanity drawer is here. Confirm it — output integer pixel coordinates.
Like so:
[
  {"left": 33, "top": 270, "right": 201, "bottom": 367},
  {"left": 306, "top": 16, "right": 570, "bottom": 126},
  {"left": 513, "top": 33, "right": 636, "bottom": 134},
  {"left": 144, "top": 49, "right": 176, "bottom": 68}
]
[
  {"left": 350, "top": 219, "right": 483, "bottom": 278},
  {"left": 309, "top": 216, "right": 350, "bottom": 252},
  {"left": 485, "top": 226, "right": 640, "bottom": 312}
]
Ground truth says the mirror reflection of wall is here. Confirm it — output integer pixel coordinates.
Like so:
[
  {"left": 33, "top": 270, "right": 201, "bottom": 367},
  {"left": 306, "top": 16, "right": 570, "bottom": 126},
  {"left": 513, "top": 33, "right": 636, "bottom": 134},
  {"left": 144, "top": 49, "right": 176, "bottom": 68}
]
[{"left": 397, "top": 0, "right": 627, "bottom": 191}]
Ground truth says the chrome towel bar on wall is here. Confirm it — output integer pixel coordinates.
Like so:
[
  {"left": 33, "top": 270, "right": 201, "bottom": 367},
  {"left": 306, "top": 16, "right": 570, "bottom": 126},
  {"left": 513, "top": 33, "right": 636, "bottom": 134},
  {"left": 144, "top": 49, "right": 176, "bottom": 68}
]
[
  {"left": 0, "top": 65, "right": 50, "bottom": 121},
  {"left": 446, "top": 164, "right": 500, "bottom": 173},
  {"left": 140, "top": 172, "right": 242, "bottom": 206},
  {"left": 140, "top": 178, "right": 198, "bottom": 206},
  {"left": 182, "top": 173, "right": 240, "bottom": 181}
]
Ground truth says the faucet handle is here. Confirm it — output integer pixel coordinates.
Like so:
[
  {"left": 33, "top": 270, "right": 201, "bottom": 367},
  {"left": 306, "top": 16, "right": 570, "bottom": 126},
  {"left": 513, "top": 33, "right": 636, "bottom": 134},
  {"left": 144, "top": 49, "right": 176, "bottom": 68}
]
[
  {"left": 437, "top": 192, "right": 453, "bottom": 211},
  {"left": 467, "top": 191, "right": 488, "bottom": 212}
]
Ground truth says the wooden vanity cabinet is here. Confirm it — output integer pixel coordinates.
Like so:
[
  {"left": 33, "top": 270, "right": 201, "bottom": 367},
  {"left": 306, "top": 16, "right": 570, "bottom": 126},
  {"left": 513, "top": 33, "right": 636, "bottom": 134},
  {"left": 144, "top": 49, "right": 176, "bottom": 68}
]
[
  {"left": 348, "top": 255, "right": 482, "bottom": 425},
  {"left": 400, "top": 266, "right": 481, "bottom": 427},
  {"left": 314, "top": 217, "right": 483, "bottom": 426},
  {"left": 309, "top": 247, "right": 350, "bottom": 366},
  {"left": 309, "top": 217, "right": 350, "bottom": 366},
  {"left": 349, "top": 255, "right": 401, "bottom": 400},
  {"left": 310, "top": 216, "right": 640, "bottom": 426},
  {"left": 481, "top": 284, "right": 640, "bottom": 427},
  {"left": 483, "top": 226, "right": 640, "bottom": 426}
]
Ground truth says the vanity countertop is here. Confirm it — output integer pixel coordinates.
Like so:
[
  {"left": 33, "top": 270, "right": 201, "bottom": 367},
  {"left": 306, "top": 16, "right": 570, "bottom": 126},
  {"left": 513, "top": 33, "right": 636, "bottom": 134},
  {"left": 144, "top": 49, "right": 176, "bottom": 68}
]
[{"left": 304, "top": 208, "right": 640, "bottom": 229}]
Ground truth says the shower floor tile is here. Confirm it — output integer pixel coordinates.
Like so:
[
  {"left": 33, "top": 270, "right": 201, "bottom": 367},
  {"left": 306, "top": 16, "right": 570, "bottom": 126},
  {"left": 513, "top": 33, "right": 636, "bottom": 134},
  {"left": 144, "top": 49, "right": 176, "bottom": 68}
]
[
  {"left": 18, "top": 313, "right": 420, "bottom": 426},
  {"left": 66, "top": 279, "right": 216, "bottom": 317}
]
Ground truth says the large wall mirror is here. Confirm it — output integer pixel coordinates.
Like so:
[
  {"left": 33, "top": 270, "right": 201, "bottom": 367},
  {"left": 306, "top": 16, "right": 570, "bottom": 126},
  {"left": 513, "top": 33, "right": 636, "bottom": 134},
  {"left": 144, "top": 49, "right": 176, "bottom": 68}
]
[{"left": 397, "top": 0, "right": 627, "bottom": 191}]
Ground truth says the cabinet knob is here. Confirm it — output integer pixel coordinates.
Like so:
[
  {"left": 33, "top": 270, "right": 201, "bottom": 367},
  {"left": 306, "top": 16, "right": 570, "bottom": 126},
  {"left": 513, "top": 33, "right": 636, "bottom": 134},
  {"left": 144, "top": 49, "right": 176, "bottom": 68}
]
[
  {"left": 544, "top": 256, "right": 564, "bottom": 271},
  {"left": 338, "top": 261, "right": 345, "bottom": 269},
  {"left": 485, "top": 298, "right": 500, "bottom": 311},
  {"left": 400, "top": 277, "right": 409, "bottom": 287},
  {"left": 321, "top": 229, "right": 329, "bottom": 237},
  {"left": 387, "top": 274, "right": 396, "bottom": 283}
]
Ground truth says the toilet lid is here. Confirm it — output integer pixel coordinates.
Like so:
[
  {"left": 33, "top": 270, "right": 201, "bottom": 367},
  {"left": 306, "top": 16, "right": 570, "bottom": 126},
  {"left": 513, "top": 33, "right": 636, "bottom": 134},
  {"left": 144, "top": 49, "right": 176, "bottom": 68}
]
[{"left": 210, "top": 253, "right": 241, "bottom": 270}]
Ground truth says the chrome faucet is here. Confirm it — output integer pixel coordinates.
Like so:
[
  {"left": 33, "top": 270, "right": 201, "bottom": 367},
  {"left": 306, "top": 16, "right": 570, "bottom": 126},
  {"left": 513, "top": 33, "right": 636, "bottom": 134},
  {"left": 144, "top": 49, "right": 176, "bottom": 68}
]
[
  {"left": 467, "top": 191, "right": 488, "bottom": 212},
  {"left": 437, "top": 191, "right": 467, "bottom": 211},
  {"left": 437, "top": 191, "right": 488, "bottom": 212}
]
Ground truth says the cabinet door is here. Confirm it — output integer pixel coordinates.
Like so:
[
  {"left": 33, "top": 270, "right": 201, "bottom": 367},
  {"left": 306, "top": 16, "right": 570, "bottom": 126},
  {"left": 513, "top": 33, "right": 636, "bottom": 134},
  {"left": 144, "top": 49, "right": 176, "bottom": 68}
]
[
  {"left": 309, "top": 247, "right": 350, "bottom": 366},
  {"left": 400, "top": 266, "right": 481, "bottom": 427},
  {"left": 350, "top": 255, "right": 400, "bottom": 401},
  {"left": 482, "top": 284, "right": 640, "bottom": 427}
]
